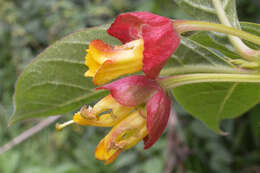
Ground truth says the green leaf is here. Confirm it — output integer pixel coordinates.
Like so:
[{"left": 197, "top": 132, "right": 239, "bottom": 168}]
[
  {"left": 241, "top": 22, "right": 260, "bottom": 38},
  {"left": 241, "top": 22, "right": 260, "bottom": 49},
  {"left": 163, "top": 37, "right": 260, "bottom": 133},
  {"left": 172, "top": 83, "right": 260, "bottom": 132},
  {"left": 11, "top": 25, "right": 119, "bottom": 123},
  {"left": 164, "top": 18, "right": 260, "bottom": 133},
  {"left": 161, "top": 36, "right": 238, "bottom": 76},
  {"left": 187, "top": 22, "right": 260, "bottom": 59},
  {"left": 189, "top": 32, "right": 241, "bottom": 59},
  {"left": 175, "top": 0, "right": 240, "bottom": 28}
]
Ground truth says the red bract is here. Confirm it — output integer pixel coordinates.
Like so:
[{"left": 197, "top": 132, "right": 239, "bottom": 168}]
[
  {"left": 97, "top": 75, "right": 172, "bottom": 149},
  {"left": 144, "top": 89, "right": 171, "bottom": 149},
  {"left": 97, "top": 75, "right": 159, "bottom": 106},
  {"left": 108, "top": 12, "right": 180, "bottom": 79}
]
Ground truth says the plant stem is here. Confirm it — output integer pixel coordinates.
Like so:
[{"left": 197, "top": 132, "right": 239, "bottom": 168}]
[
  {"left": 211, "top": 0, "right": 260, "bottom": 61},
  {"left": 0, "top": 116, "right": 60, "bottom": 155},
  {"left": 159, "top": 73, "right": 260, "bottom": 89},
  {"left": 173, "top": 20, "right": 260, "bottom": 48},
  {"left": 160, "top": 65, "right": 252, "bottom": 76}
]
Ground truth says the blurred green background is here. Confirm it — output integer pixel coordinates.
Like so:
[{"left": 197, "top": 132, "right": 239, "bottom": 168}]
[{"left": 0, "top": 0, "right": 260, "bottom": 172}]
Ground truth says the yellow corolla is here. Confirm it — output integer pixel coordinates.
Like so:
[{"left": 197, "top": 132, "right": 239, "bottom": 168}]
[
  {"left": 85, "top": 39, "right": 144, "bottom": 85},
  {"left": 56, "top": 95, "right": 148, "bottom": 164},
  {"left": 95, "top": 109, "right": 148, "bottom": 164},
  {"left": 73, "top": 95, "right": 133, "bottom": 127}
]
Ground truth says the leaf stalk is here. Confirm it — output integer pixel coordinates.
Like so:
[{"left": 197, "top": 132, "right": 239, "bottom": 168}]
[
  {"left": 159, "top": 73, "right": 260, "bottom": 90},
  {"left": 173, "top": 20, "right": 260, "bottom": 48},
  {"left": 211, "top": 0, "right": 260, "bottom": 61}
]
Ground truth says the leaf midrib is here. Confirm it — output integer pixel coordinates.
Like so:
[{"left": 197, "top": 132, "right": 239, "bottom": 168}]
[
  {"left": 181, "top": 0, "right": 229, "bottom": 14},
  {"left": 216, "top": 83, "right": 238, "bottom": 122},
  {"left": 15, "top": 90, "right": 105, "bottom": 117}
]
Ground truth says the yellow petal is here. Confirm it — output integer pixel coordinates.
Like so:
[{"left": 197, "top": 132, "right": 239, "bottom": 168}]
[
  {"left": 85, "top": 39, "right": 144, "bottom": 85},
  {"left": 95, "top": 109, "right": 148, "bottom": 164},
  {"left": 95, "top": 139, "right": 122, "bottom": 164},
  {"left": 73, "top": 95, "right": 133, "bottom": 127}
]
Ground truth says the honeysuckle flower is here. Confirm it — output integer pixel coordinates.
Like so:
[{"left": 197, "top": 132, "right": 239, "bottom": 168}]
[
  {"left": 56, "top": 75, "right": 171, "bottom": 164},
  {"left": 85, "top": 39, "right": 144, "bottom": 85},
  {"left": 85, "top": 12, "right": 180, "bottom": 85},
  {"left": 73, "top": 94, "right": 133, "bottom": 127},
  {"left": 95, "top": 108, "right": 148, "bottom": 164},
  {"left": 99, "top": 76, "right": 171, "bottom": 149}
]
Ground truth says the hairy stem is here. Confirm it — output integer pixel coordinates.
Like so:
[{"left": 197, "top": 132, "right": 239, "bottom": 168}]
[
  {"left": 173, "top": 20, "right": 260, "bottom": 47},
  {"left": 160, "top": 65, "right": 253, "bottom": 76},
  {"left": 212, "top": 0, "right": 259, "bottom": 60},
  {"left": 159, "top": 73, "right": 260, "bottom": 89}
]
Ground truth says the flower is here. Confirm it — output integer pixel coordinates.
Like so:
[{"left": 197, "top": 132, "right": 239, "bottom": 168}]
[
  {"left": 95, "top": 108, "right": 148, "bottom": 164},
  {"left": 85, "top": 12, "right": 180, "bottom": 85},
  {"left": 99, "top": 76, "right": 171, "bottom": 149},
  {"left": 85, "top": 39, "right": 144, "bottom": 85},
  {"left": 73, "top": 94, "right": 133, "bottom": 127},
  {"left": 56, "top": 75, "right": 171, "bottom": 164},
  {"left": 57, "top": 11, "right": 177, "bottom": 164}
]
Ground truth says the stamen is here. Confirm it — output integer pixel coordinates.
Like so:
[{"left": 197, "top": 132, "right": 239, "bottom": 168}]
[
  {"left": 56, "top": 120, "right": 74, "bottom": 131},
  {"left": 80, "top": 106, "right": 96, "bottom": 119}
]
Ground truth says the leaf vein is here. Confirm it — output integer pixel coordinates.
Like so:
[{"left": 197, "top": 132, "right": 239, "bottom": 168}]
[
  {"left": 24, "top": 81, "right": 91, "bottom": 93},
  {"left": 181, "top": 0, "right": 229, "bottom": 14},
  {"left": 61, "top": 41, "right": 91, "bottom": 45},
  {"left": 37, "top": 58, "right": 85, "bottom": 65},
  {"left": 216, "top": 83, "right": 238, "bottom": 122},
  {"left": 16, "top": 91, "right": 105, "bottom": 117}
]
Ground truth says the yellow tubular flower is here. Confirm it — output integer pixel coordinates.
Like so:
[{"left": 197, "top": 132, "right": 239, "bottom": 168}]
[
  {"left": 85, "top": 39, "right": 144, "bottom": 85},
  {"left": 95, "top": 109, "right": 148, "bottom": 164},
  {"left": 73, "top": 95, "right": 133, "bottom": 127},
  {"left": 56, "top": 74, "right": 171, "bottom": 164},
  {"left": 56, "top": 99, "right": 148, "bottom": 164}
]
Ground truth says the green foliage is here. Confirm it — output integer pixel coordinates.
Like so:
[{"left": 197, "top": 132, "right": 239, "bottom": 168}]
[
  {"left": 173, "top": 82, "right": 260, "bottom": 132},
  {"left": 241, "top": 22, "right": 260, "bottom": 50},
  {"left": 10, "top": 26, "right": 119, "bottom": 122},
  {"left": 168, "top": 0, "right": 260, "bottom": 132},
  {"left": 181, "top": 108, "right": 260, "bottom": 172},
  {"left": 189, "top": 22, "right": 260, "bottom": 59},
  {"left": 188, "top": 31, "right": 241, "bottom": 59},
  {"left": 0, "top": 124, "right": 166, "bottom": 173},
  {"left": 174, "top": 0, "right": 240, "bottom": 28},
  {"left": 162, "top": 36, "right": 234, "bottom": 76},
  {"left": 164, "top": 21, "right": 260, "bottom": 132}
]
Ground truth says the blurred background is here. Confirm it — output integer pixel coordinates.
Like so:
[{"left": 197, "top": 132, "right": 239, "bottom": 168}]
[{"left": 0, "top": 0, "right": 260, "bottom": 172}]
